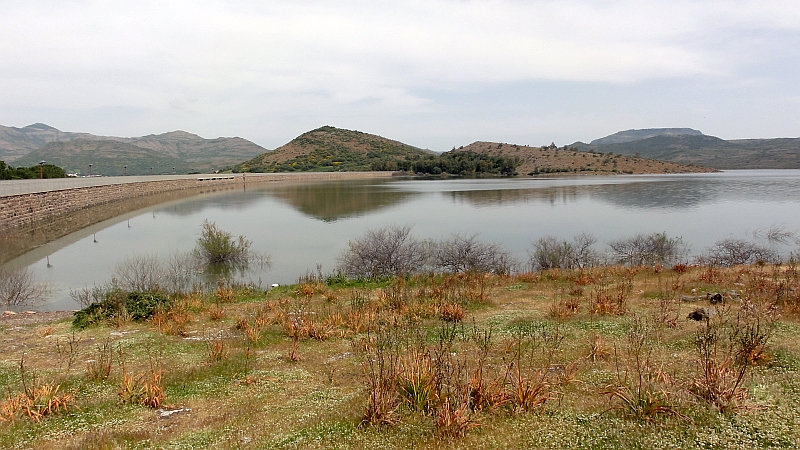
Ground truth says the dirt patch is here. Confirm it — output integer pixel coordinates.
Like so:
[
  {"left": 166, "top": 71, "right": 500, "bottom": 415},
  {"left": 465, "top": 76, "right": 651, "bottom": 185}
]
[{"left": 0, "top": 310, "right": 74, "bottom": 327}]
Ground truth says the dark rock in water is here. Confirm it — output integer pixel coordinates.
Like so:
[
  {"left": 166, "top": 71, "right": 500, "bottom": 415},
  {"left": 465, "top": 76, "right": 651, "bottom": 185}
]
[
  {"left": 706, "top": 292, "right": 723, "bottom": 304},
  {"left": 687, "top": 308, "right": 709, "bottom": 321}
]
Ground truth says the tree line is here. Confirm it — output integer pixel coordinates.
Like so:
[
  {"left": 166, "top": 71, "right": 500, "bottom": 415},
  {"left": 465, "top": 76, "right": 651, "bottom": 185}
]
[
  {"left": 371, "top": 150, "right": 520, "bottom": 176},
  {"left": 0, "top": 160, "right": 66, "bottom": 180}
]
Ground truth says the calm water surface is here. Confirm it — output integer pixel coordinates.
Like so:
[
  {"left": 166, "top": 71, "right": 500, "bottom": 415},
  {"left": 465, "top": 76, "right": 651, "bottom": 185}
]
[{"left": 6, "top": 170, "right": 800, "bottom": 310}]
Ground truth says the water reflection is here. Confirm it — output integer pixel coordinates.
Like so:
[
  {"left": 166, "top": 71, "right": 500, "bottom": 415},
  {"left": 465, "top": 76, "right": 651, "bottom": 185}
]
[
  {"left": 4, "top": 170, "right": 800, "bottom": 311},
  {"left": 438, "top": 172, "right": 800, "bottom": 211},
  {"left": 263, "top": 180, "right": 418, "bottom": 222}
]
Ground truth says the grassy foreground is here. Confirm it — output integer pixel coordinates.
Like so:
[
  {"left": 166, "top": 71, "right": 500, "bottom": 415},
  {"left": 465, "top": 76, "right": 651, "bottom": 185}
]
[{"left": 2, "top": 264, "right": 800, "bottom": 449}]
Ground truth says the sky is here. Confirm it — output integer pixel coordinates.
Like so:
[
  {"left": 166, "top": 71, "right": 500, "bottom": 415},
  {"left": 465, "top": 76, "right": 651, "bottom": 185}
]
[{"left": 1, "top": 0, "right": 799, "bottom": 151}]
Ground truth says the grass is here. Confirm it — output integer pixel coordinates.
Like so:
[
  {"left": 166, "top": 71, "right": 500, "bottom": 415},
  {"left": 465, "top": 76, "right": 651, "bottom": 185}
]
[{"left": 1, "top": 264, "right": 800, "bottom": 448}]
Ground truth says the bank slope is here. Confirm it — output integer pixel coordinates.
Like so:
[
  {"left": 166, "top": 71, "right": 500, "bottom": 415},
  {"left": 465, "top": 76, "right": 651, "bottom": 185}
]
[{"left": 234, "top": 126, "right": 433, "bottom": 172}]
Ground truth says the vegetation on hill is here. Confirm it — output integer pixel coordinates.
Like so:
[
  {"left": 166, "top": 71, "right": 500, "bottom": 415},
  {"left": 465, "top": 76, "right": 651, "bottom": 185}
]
[
  {"left": 397, "top": 150, "right": 520, "bottom": 176},
  {"left": 0, "top": 160, "right": 65, "bottom": 180},
  {"left": 235, "top": 126, "right": 518, "bottom": 176},
  {"left": 233, "top": 126, "right": 433, "bottom": 173},
  {"left": 459, "top": 142, "right": 716, "bottom": 175}
]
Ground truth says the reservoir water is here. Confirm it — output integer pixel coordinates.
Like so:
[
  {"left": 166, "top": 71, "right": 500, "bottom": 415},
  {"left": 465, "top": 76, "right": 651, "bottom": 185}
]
[{"left": 4, "top": 170, "right": 800, "bottom": 311}]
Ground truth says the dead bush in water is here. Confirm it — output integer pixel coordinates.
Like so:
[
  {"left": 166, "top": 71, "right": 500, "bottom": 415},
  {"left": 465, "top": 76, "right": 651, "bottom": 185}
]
[
  {"left": 700, "top": 238, "right": 778, "bottom": 267},
  {"left": 0, "top": 266, "right": 48, "bottom": 307},
  {"left": 529, "top": 233, "right": 600, "bottom": 271},
  {"left": 609, "top": 232, "right": 687, "bottom": 267},
  {"left": 434, "top": 233, "right": 515, "bottom": 274},
  {"left": 338, "top": 225, "right": 428, "bottom": 278}
]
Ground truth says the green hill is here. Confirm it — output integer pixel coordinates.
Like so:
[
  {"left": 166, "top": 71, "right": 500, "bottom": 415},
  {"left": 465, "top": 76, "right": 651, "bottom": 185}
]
[{"left": 233, "top": 126, "right": 434, "bottom": 173}]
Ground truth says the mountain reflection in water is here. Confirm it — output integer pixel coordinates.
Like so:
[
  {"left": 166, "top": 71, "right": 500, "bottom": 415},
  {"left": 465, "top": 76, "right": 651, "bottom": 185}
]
[{"left": 4, "top": 170, "right": 800, "bottom": 311}]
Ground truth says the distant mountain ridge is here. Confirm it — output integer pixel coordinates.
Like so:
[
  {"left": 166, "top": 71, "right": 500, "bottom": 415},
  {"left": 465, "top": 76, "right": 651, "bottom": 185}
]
[
  {"left": 1, "top": 123, "right": 268, "bottom": 175},
  {"left": 15, "top": 140, "right": 191, "bottom": 176},
  {"left": 573, "top": 129, "right": 800, "bottom": 169},
  {"left": 590, "top": 128, "right": 703, "bottom": 146}
]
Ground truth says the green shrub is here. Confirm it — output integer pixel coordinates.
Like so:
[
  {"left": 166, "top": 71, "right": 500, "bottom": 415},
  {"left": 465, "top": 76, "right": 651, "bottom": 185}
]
[
  {"left": 73, "top": 291, "right": 170, "bottom": 328},
  {"left": 193, "top": 220, "right": 251, "bottom": 264}
]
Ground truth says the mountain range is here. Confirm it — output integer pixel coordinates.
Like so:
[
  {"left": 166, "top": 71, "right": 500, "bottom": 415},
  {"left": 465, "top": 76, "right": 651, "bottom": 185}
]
[
  {"left": 571, "top": 128, "right": 800, "bottom": 169},
  {"left": 1, "top": 123, "right": 267, "bottom": 175},
  {"left": 1, "top": 123, "right": 799, "bottom": 175}
]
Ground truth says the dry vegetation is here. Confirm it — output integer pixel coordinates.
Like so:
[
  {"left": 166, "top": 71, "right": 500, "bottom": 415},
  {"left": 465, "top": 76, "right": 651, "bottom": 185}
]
[{"left": 2, "top": 261, "right": 800, "bottom": 448}]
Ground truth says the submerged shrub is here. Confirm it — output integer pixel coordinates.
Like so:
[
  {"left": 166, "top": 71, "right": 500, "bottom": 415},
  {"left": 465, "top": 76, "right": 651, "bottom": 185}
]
[
  {"left": 114, "top": 254, "right": 165, "bottom": 292},
  {"left": 193, "top": 220, "right": 252, "bottom": 264}
]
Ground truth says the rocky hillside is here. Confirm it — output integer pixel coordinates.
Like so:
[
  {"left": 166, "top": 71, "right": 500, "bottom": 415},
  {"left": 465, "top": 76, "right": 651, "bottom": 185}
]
[
  {"left": 458, "top": 142, "right": 716, "bottom": 175},
  {"left": 0, "top": 123, "right": 102, "bottom": 162}
]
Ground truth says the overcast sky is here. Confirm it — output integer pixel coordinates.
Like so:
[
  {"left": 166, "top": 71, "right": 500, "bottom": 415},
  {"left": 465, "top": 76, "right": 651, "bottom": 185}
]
[{"left": 1, "top": 0, "right": 798, "bottom": 151}]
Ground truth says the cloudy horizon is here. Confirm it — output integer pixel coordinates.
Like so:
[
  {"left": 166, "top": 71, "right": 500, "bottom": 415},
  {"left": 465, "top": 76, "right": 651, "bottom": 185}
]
[{"left": 2, "top": 0, "right": 798, "bottom": 151}]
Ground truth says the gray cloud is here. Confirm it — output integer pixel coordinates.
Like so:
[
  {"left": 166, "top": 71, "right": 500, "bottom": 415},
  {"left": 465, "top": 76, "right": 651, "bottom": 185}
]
[{"left": 1, "top": 0, "right": 798, "bottom": 150}]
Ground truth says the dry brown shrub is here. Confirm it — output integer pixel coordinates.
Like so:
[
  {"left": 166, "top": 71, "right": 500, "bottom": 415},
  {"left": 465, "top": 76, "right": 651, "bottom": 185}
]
[
  {"left": 672, "top": 263, "right": 689, "bottom": 274},
  {"left": 468, "top": 370, "right": 509, "bottom": 413},
  {"left": 549, "top": 296, "right": 580, "bottom": 319},
  {"left": 439, "top": 302, "right": 465, "bottom": 322},
  {"left": 587, "top": 332, "right": 610, "bottom": 362},
  {"left": 434, "top": 395, "right": 481, "bottom": 439},
  {"left": 0, "top": 381, "right": 75, "bottom": 423},
  {"left": 86, "top": 341, "right": 114, "bottom": 381},
  {"left": 214, "top": 285, "right": 234, "bottom": 303},
  {"left": 509, "top": 367, "right": 551, "bottom": 413},
  {"left": 118, "top": 369, "right": 164, "bottom": 409},
  {"left": 37, "top": 326, "right": 55, "bottom": 338},
  {"left": 206, "top": 339, "right": 229, "bottom": 362},
  {"left": 208, "top": 304, "right": 225, "bottom": 321},
  {"left": 295, "top": 283, "right": 315, "bottom": 299}
]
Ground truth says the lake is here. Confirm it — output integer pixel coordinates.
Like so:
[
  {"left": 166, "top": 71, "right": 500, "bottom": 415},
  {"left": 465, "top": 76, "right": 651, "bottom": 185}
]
[{"left": 5, "top": 169, "right": 800, "bottom": 311}]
